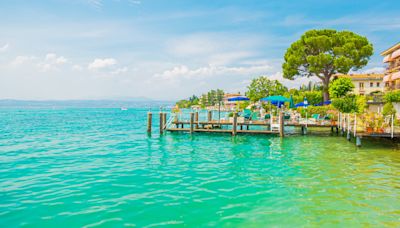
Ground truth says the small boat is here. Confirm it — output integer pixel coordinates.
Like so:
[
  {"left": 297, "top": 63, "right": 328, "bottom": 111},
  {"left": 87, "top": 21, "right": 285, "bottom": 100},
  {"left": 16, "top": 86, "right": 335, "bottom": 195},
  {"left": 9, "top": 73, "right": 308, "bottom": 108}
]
[{"left": 120, "top": 107, "right": 128, "bottom": 111}]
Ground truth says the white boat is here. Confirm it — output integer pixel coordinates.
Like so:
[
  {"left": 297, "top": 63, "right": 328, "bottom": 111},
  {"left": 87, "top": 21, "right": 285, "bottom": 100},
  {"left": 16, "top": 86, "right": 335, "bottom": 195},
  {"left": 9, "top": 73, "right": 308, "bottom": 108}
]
[{"left": 120, "top": 107, "right": 128, "bottom": 111}]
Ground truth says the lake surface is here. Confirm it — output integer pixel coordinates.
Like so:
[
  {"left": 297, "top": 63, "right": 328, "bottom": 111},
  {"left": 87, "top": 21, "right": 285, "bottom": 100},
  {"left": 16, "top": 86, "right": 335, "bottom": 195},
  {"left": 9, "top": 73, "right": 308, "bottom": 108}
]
[{"left": 1, "top": 107, "right": 399, "bottom": 227}]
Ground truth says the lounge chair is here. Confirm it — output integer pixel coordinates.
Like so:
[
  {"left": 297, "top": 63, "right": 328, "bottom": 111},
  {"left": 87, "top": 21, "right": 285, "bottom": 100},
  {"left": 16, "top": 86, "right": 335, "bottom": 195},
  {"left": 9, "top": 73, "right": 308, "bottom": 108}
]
[
  {"left": 250, "top": 112, "right": 259, "bottom": 121},
  {"left": 311, "top": 114, "right": 320, "bottom": 119},
  {"left": 242, "top": 109, "right": 252, "bottom": 120}
]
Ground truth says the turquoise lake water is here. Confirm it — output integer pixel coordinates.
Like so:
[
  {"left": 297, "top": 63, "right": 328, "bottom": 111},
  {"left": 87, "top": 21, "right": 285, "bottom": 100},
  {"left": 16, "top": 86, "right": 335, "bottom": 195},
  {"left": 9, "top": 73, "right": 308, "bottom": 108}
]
[{"left": 1, "top": 107, "right": 399, "bottom": 227}]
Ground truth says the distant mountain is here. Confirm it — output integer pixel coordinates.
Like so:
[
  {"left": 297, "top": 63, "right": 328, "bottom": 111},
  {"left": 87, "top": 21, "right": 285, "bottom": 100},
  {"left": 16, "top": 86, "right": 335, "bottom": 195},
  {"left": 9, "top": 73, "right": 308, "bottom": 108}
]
[{"left": 0, "top": 99, "right": 175, "bottom": 109}]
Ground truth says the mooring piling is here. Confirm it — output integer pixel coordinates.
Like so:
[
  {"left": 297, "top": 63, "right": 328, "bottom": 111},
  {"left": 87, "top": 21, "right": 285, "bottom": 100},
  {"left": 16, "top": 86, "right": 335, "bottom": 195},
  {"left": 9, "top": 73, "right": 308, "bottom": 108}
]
[
  {"left": 190, "top": 112, "right": 194, "bottom": 134},
  {"left": 207, "top": 110, "right": 212, "bottom": 122},
  {"left": 195, "top": 112, "right": 199, "bottom": 129},
  {"left": 279, "top": 111, "right": 284, "bottom": 137},
  {"left": 232, "top": 112, "right": 237, "bottom": 136},
  {"left": 356, "top": 136, "right": 362, "bottom": 147},
  {"left": 147, "top": 112, "right": 152, "bottom": 133},
  {"left": 159, "top": 112, "right": 164, "bottom": 134}
]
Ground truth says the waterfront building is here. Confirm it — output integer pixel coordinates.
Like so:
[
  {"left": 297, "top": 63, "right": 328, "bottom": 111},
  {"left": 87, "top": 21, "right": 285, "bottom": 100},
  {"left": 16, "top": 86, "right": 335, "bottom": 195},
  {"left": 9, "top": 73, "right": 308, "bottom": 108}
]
[
  {"left": 223, "top": 93, "right": 242, "bottom": 109},
  {"left": 333, "top": 74, "right": 384, "bottom": 95},
  {"left": 381, "top": 42, "right": 400, "bottom": 90}
]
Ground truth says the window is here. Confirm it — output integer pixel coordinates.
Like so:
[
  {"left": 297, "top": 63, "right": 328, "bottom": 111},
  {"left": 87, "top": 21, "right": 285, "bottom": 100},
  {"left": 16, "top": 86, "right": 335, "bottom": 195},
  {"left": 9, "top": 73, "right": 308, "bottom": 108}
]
[
  {"left": 359, "top": 82, "right": 364, "bottom": 89},
  {"left": 385, "top": 82, "right": 389, "bottom": 87},
  {"left": 370, "top": 82, "right": 373, "bottom": 87},
  {"left": 377, "top": 82, "right": 380, "bottom": 87}
]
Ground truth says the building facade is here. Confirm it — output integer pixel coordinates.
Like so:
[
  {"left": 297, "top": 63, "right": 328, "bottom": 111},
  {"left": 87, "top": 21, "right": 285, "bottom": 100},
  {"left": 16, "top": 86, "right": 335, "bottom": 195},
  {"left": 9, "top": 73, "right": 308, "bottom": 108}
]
[
  {"left": 334, "top": 74, "right": 384, "bottom": 95},
  {"left": 381, "top": 42, "right": 400, "bottom": 90}
]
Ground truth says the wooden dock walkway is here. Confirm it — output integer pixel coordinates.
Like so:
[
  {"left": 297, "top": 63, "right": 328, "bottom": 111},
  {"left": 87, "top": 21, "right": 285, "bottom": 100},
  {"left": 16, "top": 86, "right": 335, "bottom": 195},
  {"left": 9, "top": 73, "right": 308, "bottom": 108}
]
[{"left": 147, "top": 110, "right": 399, "bottom": 146}]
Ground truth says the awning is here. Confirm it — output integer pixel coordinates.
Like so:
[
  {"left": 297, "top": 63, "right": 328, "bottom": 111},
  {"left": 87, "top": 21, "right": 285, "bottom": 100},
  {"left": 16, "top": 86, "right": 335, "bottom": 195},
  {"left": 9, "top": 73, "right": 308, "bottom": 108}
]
[
  {"left": 383, "top": 54, "right": 392, "bottom": 63},
  {"left": 392, "top": 49, "right": 400, "bottom": 59},
  {"left": 391, "top": 71, "right": 400, "bottom": 80},
  {"left": 383, "top": 74, "right": 391, "bottom": 82},
  {"left": 227, "top": 96, "right": 250, "bottom": 101}
]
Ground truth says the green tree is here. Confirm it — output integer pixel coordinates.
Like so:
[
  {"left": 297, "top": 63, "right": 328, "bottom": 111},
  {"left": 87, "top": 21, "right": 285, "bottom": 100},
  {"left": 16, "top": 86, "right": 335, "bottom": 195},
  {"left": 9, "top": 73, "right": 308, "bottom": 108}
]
[
  {"left": 200, "top": 94, "right": 207, "bottom": 107},
  {"left": 246, "top": 76, "right": 288, "bottom": 102},
  {"left": 382, "top": 102, "right": 396, "bottom": 116},
  {"left": 329, "top": 77, "right": 354, "bottom": 98},
  {"left": 216, "top": 89, "right": 224, "bottom": 103},
  {"left": 331, "top": 95, "right": 365, "bottom": 113},
  {"left": 282, "top": 29, "right": 373, "bottom": 101},
  {"left": 385, "top": 90, "right": 400, "bottom": 103}
]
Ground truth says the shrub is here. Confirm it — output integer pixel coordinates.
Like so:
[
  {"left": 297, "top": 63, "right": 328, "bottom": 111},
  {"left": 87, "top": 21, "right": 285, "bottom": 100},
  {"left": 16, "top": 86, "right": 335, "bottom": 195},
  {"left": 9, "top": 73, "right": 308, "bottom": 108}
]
[
  {"left": 296, "top": 105, "right": 332, "bottom": 117},
  {"left": 329, "top": 77, "right": 354, "bottom": 98},
  {"left": 332, "top": 96, "right": 357, "bottom": 113},
  {"left": 382, "top": 102, "right": 396, "bottom": 116},
  {"left": 356, "top": 95, "right": 367, "bottom": 113},
  {"left": 385, "top": 90, "right": 400, "bottom": 103}
]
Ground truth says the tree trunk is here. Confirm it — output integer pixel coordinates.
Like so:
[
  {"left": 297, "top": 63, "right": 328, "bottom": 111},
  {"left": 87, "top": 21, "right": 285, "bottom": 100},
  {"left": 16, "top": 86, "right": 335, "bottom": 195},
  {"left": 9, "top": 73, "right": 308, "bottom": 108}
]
[{"left": 322, "top": 76, "right": 330, "bottom": 103}]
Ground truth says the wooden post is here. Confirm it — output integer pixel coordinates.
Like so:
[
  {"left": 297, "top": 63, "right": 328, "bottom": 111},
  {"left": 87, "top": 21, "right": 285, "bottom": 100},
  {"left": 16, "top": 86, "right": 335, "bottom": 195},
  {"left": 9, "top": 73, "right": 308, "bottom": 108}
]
[
  {"left": 195, "top": 112, "right": 199, "bottom": 129},
  {"left": 174, "top": 113, "right": 178, "bottom": 128},
  {"left": 305, "top": 112, "right": 308, "bottom": 129},
  {"left": 163, "top": 113, "right": 167, "bottom": 129},
  {"left": 347, "top": 114, "right": 350, "bottom": 141},
  {"left": 354, "top": 113, "right": 357, "bottom": 137},
  {"left": 279, "top": 111, "right": 284, "bottom": 137},
  {"left": 270, "top": 112, "right": 273, "bottom": 131},
  {"left": 208, "top": 110, "right": 212, "bottom": 122},
  {"left": 190, "top": 112, "right": 194, "bottom": 134},
  {"left": 341, "top": 113, "right": 345, "bottom": 136},
  {"left": 159, "top": 112, "right": 164, "bottom": 134},
  {"left": 147, "top": 112, "right": 152, "bottom": 133},
  {"left": 356, "top": 136, "right": 362, "bottom": 147},
  {"left": 391, "top": 114, "right": 394, "bottom": 139},
  {"left": 232, "top": 112, "right": 237, "bottom": 136}
]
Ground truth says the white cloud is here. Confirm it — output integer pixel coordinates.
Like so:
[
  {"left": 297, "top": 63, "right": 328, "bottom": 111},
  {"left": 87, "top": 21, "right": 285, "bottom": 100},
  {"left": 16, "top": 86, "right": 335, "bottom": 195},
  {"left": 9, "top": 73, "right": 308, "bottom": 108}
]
[
  {"left": 11, "top": 55, "right": 37, "bottom": 67},
  {"left": 10, "top": 53, "right": 67, "bottom": 72},
  {"left": 37, "top": 53, "right": 68, "bottom": 71},
  {"left": 88, "top": 58, "right": 117, "bottom": 70},
  {"left": 129, "top": 0, "right": 141, "bottom": 4},
  {"left": 111, "top": 67, "right": 128, "bottom": 75},
  {"left": 154, "top": 64, "right": 271, "bottom": 81},
  {"left": 87, "top": 0, "right": 102, "bottom": 8},
  {"left": 0, "top": 43, "right": 9, "bottom": 52},
  {"left": 72, "top": 64, "right": 84, "bottom": 71},
  {"left": 166, "top": 33, "right": 264, "bottom": 60},
  {"left": 45, "top": 53, "right": 67, "bottom": 64}
]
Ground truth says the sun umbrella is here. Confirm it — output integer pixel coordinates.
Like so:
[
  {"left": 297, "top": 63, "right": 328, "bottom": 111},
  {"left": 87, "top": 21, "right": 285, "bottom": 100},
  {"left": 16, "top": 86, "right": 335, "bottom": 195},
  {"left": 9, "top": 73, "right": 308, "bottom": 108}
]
[
  {"left": 260, "top": 95, "right": 290, "bottom": 109},
  {"left": 289, "top": 95, "right": 295, "bottom": 109},
  {"left": 314, "top": 100, "right": 331, "bottom": 106},
  {"left": 304, "top": 97, "right": 309, "bottom": 108},
  {"left": 295, "top": 102, "right": 306, "bottom": 107},
  {"left": 227, "top": 96, "right": 250, "bottom": 101},
  {"left": 260, "top": 95, "right": 290, "bottom": 103}
]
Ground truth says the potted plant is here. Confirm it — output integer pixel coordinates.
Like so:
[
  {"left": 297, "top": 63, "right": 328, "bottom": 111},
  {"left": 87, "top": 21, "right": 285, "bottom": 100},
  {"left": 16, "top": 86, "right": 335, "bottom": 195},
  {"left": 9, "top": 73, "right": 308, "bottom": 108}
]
[
  {"left": 375, "top": 116, "right": 384, "bottom": 133},
  {"left": 365, "top": 113, "right": 376, "bottom": 133}
]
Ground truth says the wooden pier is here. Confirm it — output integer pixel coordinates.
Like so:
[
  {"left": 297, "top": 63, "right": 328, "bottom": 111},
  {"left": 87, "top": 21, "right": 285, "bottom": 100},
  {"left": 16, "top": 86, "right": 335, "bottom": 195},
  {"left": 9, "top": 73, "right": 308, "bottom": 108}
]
[
  {"left": 147, "top": 110, "right": 400, "bottom": 147},
  {"left": 148, "top": 111, "right": 340, "bottom": 137}
]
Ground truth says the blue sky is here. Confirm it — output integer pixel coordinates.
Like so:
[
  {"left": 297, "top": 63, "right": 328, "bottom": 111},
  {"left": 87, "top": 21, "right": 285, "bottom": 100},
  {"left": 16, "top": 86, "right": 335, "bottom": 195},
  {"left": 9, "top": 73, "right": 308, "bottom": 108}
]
[{"left": 0, "top": 0, "right": 399, "bottom": 100}]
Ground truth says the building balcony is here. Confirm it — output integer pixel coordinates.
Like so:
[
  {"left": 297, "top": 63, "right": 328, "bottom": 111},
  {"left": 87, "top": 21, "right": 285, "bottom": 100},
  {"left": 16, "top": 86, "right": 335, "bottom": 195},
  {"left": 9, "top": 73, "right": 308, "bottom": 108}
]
[{"left": 386, "top": 65, "right": 400, "bottom": 73}]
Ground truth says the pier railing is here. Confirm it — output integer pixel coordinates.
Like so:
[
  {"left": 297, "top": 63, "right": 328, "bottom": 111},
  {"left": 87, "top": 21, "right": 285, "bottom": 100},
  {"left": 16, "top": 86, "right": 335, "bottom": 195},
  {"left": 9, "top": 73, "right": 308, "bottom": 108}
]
[{"left": 338, "top": 112, "right": 399, "bottom": 138}]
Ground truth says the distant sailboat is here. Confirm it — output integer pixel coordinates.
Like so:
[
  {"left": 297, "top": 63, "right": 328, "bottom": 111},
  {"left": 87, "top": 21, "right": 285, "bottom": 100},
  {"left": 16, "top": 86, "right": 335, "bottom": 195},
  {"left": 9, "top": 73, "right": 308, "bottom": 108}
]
[{"left": 120, "top": 107, "right": 128, "bottom": 111}]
